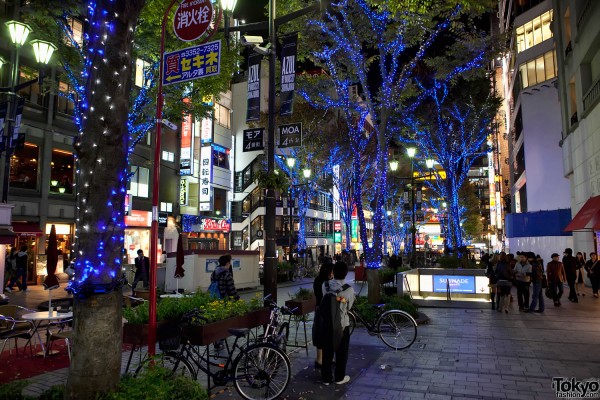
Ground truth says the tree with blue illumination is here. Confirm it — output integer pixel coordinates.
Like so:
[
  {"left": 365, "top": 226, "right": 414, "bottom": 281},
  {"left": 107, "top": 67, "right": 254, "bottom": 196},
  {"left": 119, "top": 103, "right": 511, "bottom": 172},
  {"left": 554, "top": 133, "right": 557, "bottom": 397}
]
[
  {"left": 297, "top": 0, "right": 493, "bottom": 301},
  {"left": 25, "top": 0, "right": 239, "bottom": 397},
  {"left": 405, "top": 78, "right": 499, "bottom": 253}
]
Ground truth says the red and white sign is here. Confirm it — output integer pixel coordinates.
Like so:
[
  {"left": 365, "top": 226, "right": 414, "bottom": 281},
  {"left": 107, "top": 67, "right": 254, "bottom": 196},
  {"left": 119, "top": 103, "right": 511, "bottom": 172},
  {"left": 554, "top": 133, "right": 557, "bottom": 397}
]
[
  {"left": 173, "top": 0, "right": 216, "bottom": 42},
  {"left": 334, "top": 221, "right": 342, "bottom": 232},
  {"left": 191, "top": 217, "right": 230, "bottom": 233},
  {"left": 125, "top": 210, "right": 152, "bottom": 227}
]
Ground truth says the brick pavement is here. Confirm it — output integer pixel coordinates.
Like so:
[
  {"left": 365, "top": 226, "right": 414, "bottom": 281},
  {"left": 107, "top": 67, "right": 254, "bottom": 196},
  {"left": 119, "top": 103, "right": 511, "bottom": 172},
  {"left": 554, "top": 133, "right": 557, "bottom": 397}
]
[{"left": 3, "top": 280, "right": 600, "bottom": 399}]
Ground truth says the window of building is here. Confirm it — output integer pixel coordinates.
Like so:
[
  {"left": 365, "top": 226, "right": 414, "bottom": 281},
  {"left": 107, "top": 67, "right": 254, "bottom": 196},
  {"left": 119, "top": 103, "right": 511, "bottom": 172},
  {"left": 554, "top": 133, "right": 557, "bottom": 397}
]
[
  {"left": 135, "top": 58, "right": 151, "bottom": 88},
  {"left": 212, "top": 146, "right": 230, "bottom": 169},
  {"left": 515, "top": 10, "right": 553, "bottom": 53},
  {"left": 9, "top": 143, "right": 39, "bottom": 190},
  {"left": 56, "top": 81, "right": 78, "bottom": 115},
  {"left": 128, "top": 166, "right": 149, "bottom": 198},
  {"left": 160, "top": 202, "right": 173, "bottom": 212},
  {"left": 17, "top": 67, "right": 43, "bottom": 105},
  {"left": 519, "top": 50, "right": 557, "bottom": 89},
  {"left": 65, "top": 18, "right": 83, "bottom": 47},
  {"left": 214, "top": 103, "right": 231, "bottom": 129},
  {"left": 49, "top": 149, "right": 74, "bottom": 194},
  {"left": 162, "top": 151, "right": 174, "bottom": 162}
]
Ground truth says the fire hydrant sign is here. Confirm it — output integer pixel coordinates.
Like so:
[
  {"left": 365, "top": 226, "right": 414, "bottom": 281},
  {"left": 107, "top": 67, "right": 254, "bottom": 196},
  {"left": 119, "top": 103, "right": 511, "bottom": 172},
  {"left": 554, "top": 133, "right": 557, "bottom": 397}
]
[
  {"left": 173, "top": 0, "right": 214, "bottom": 42},
  {"left": 162, "top": 40, "right": 221, "bottom": 86}
]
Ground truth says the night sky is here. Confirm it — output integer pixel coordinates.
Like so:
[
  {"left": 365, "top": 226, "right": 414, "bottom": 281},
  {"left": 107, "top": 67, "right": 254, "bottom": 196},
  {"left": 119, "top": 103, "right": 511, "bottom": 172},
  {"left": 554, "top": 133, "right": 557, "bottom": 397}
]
[{"left": 233, "top": 0, "right": 269, "bottom": 23}]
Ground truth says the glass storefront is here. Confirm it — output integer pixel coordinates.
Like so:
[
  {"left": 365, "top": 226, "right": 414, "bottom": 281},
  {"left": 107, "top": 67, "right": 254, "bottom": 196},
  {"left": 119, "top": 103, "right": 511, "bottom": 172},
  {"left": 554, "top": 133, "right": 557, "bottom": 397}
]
[{"left": 10, "top": 143, "right": 39, "bottom": 190}]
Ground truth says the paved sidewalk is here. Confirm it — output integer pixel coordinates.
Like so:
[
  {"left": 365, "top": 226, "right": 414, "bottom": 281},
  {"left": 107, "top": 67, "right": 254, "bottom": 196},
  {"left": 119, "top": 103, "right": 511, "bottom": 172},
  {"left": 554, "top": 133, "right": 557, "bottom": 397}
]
[{"left": 4, "top": 281, "right": 600, "bottom": 399}]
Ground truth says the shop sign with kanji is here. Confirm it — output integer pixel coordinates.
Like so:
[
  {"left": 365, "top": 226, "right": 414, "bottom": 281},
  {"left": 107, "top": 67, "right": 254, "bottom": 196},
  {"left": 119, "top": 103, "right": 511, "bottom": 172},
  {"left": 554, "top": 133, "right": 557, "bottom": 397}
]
[
  {"left": 162, "top": 40, "right": 221, "bottom": 86},
  {"left": 242, "top": 128, "right": 264, "bottom": 152}
]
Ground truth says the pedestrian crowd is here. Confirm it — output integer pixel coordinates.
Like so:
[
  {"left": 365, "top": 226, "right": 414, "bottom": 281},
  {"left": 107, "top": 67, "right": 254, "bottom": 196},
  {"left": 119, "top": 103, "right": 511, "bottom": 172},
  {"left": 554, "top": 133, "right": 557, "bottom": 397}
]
[{"left": 484, "top": 248, "right": 599, "bottom": 314}]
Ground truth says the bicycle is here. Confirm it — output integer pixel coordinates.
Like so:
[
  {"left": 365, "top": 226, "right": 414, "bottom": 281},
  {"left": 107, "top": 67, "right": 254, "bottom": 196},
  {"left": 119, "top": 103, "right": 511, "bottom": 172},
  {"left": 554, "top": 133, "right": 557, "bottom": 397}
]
[
  {"left": 134, "top": 310, "right": 291, "bottom": 400},
  {"left": 259, "top": 295, "right": 294, "bottom": 352},
  {"left": 348, "top": 304, "right": 417, "bottom": 350}
]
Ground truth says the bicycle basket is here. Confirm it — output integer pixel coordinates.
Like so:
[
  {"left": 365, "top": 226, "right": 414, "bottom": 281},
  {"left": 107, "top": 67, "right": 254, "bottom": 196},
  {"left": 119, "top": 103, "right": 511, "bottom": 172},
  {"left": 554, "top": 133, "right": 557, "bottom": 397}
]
[{"left": 157, "top": 321, "right": 181, "bottom": 351}]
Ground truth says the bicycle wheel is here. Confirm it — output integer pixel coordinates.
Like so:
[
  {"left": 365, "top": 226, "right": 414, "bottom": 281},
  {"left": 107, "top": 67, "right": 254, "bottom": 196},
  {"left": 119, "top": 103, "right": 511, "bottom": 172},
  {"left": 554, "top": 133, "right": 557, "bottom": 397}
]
[
  {"left": 134, "top": 351, "right": 195, "bottom": 379},
  {"left": 376, "top": 310, "right": 417, "bottom": 350},
  {"left": 234, "top": 343, "right": 291, "bottom": 400}
]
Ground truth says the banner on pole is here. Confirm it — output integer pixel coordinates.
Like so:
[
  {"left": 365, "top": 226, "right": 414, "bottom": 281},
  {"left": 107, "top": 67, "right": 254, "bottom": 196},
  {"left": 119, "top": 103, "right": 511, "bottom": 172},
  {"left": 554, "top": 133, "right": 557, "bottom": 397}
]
[
  {"left": 246, "top": 50, "right": 262, "bottom": 122},
  {"left": 279, "top": 33, "right": 297, "bottom": 116}
]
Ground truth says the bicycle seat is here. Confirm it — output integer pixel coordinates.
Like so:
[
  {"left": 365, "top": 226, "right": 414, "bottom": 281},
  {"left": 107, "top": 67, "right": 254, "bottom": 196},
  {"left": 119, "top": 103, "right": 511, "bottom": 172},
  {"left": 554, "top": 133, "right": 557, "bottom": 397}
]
[
  {"left": 228, "top": 328, "right": 249, "bottom": 338},
  {"left": 372, "top": 304, "right": 386, "bottom": 309}
]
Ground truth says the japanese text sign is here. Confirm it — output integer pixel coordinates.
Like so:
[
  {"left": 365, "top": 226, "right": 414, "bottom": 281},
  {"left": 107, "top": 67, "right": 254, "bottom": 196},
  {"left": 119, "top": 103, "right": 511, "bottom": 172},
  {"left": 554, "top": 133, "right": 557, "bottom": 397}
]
[
  {"left": 163, "top": 40, "right": 221, "bottom": 86},
  {"left": 242, "top": 128, "right": 264, "bottom": 152},
  {"left": 278, "top": 122, "right": 302, "bottom": 148},
  {"left": 173, "top": 0, "right": 215, "bottom": 42}
]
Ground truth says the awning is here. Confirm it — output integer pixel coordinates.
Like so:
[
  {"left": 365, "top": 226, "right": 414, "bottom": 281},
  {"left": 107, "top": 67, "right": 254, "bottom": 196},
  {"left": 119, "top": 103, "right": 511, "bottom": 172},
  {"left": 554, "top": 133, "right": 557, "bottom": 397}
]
[
  {"left": 11, "top": 222, "right": 44, "bottom": 235},
  {"left": 564, "top": 195, "right": 600, "bottom": 232},
  {"left": 0, "top": 229, "right": 17, "bottom": 245}
]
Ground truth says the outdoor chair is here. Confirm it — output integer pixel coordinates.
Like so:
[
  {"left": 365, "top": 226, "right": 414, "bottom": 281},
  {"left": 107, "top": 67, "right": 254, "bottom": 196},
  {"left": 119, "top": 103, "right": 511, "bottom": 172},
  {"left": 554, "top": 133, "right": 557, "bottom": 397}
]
[
  {"left": 45, "top": 317, "right": 73, "bottom": 359},
  {"left": 0, "top": 315, "right": 35, "bottom": 357}
]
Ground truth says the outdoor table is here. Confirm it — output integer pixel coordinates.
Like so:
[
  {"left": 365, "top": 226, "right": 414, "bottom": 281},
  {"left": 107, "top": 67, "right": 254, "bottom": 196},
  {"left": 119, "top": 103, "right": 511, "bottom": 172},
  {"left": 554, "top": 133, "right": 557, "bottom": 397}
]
[
  {"left": 160, "top": 293, "right": 188, "bottom": 298},
  {"left": 22, "top": 310, "right": 73, "bottom": 356}
]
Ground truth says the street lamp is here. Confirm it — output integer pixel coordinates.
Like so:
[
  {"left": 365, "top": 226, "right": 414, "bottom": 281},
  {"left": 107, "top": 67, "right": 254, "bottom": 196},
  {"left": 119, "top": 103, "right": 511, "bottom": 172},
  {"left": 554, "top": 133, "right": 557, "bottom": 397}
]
[
  {"left": 302, "top": 168, "right": 311, "bottom": 179},
  {"left": 286, "top": 156, "right": 296, "bottom": 169},
  {"left": 2, "top": 21, "right": 56, "bottom": 203}
]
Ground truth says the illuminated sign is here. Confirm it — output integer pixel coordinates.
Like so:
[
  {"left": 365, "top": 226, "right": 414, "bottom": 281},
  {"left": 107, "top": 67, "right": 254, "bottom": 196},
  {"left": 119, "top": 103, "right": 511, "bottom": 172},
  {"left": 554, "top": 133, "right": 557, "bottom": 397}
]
[
  {"left": 433, "top": 275, "right": 475, "bottom": 294},
  {"left": 351, "top": 219, "right": 358, "bottom": 242},
  {"left": 163, "top": 40, "right": 221, "bottom": 86},
  {"left": 125, "top": 210, "right": 152, "bottom": 227},
  {"left": 199, "top": 145, "right": 212, "bottom": 211},
  {"left": 201, "top": 117, "right": 212, "bottom": 144},
  {"left": 180, "top": 98, "right": 194, "bottom": 176},
  {"left": 179, "top": 178, "right": 188, "bottom": 206}
]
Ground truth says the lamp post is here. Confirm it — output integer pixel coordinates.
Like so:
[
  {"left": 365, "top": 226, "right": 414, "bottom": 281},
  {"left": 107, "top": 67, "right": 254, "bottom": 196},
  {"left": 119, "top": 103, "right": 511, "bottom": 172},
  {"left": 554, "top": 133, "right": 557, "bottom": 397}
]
[
  {"left": 1, "top": 21, "right": 56, "bottom": 203},
  {"left": 221, "top": 0, "right": 323, "bottom": 302},
  {"left": 286, "top": 156, "right": 296, "bottom": 261},
  {"left": 406, "top": 147, "right": 417, "bottom": 268}
]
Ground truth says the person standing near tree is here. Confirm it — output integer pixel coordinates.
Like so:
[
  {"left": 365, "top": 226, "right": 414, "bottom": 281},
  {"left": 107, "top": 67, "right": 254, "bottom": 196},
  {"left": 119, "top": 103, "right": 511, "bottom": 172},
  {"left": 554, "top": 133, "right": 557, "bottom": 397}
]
[
  {"left": 132, "top": 249, "right": 150, "bottom": 294},
  {"left": 312, "top": 262, "right": 333, "bottom": 369}
]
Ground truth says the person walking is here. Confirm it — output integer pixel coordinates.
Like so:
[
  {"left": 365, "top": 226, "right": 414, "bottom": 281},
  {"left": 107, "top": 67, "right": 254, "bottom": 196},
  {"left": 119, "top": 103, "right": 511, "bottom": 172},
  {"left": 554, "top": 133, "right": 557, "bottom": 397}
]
[
  {"left": 563, "top": 248, "right": 578, "bottom": 303},
  {"left": 211, "top": 254, "right": 240, "bottom": 300},
  {"left": 515, "top": 253, "right": 532, "bottom": 311},
  {"left": 547, "top": 253, "right": 567, "bottom": 307},
  {"left": 132, "top": 249, "right": 150, "bottom": 294},
  {"left": 529, "top": 254, "right": 545, "bottom": 313},
  {"left": 7, "top": 245, "right": 29, "bottom": 292},
  {"left": 312, "top": 262, "right": 333, "bottom": 369},
  {"left": 585, "top": 252, "right": 599, "bottom": 298},
  {"left": 485, "top": 254, "right": 499, "bottom": 310},
  {"left": 575, "top": 252, "right": 586, "bottom": 296},
  {"left": 494, "top": 252, "right": 513, "bottom": 313},
  {"left": 4, "top": 247, "right": 17, "bottom": 292}
]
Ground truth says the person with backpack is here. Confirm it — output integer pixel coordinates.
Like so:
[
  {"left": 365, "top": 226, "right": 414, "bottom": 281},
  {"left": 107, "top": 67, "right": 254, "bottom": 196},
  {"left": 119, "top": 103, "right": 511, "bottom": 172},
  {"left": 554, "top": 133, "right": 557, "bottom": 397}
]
[
  {"left": 316, "top": 261, "right": 354, "bottom": 386},
  {"left": 209, "top": 254, "right": 239, "bottom": 300}
]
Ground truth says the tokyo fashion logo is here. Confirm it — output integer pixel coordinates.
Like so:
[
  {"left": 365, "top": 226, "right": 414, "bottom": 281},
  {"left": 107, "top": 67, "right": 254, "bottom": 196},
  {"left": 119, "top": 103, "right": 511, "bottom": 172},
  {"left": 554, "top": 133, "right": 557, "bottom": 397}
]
[{"left": 552, "top": 377, "right": 600, "bottom": 398}]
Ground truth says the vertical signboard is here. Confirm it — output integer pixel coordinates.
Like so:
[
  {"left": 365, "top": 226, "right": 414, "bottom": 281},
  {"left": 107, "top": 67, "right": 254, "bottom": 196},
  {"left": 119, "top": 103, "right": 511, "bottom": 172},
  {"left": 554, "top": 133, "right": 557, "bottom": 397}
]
[
  {"left": 199, "top": 145, "right": 212, "bottom": 211},
  {"left": 180, "top": 98, "right": 194, "bottom": 175},
  {"left": 242, "top": 128, "right": 264, "bottom": 152},
  {"left": 332, "top": 164, "right": 340, "bottom": 221},
  {"left": 279, "top": 33, "right": 297, "bottom": 116},
  {"left": 179, "top": 178, "right": 188, "bottom": 206},
  {"left": 200, "top": 117, "right": 212, "bottom": 144},
  {"left": 278, "top": 122, "right": 302, "bottom": 147},
  {"left": 246, "top": 50, "right": 262, "bottom": 122},
  {"left": 334, "top": 221, "right": 342, "bottom": 243}
]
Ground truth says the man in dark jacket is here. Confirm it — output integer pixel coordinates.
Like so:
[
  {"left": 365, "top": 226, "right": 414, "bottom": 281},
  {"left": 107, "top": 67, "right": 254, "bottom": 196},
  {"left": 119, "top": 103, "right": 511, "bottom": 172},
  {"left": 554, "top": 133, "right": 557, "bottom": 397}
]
[
  {"left": 547, "top": 253, "right": 567, "bottom": 306},
  {"left": 562, "top": 248, "right": 578, "bottom": 303},
  {"left": 132, "top": 249, "right": 150, "bottom": 294},
  {"left": 7, "top": 245, "right": 28, "bottom": 291}
]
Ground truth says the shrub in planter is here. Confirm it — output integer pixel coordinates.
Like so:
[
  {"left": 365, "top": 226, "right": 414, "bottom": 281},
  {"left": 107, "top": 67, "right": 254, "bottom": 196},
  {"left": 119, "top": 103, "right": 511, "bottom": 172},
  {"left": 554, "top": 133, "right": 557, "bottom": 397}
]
[
  {"left": 353, "top": 294, "right": 418, "bottom": 322},
  {"left": 99, "top": 366, "right": 208, "bottom": 400},
  {"left": 285, "top": 288, "right": 316, "bottom": 315}
]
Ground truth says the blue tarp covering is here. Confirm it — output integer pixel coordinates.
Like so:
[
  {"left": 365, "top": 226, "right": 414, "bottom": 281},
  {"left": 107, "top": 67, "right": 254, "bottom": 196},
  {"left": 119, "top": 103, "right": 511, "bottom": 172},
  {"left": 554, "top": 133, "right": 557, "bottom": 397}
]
[{"left": 506, "top": 209, "right": 573, "bottom": 238}]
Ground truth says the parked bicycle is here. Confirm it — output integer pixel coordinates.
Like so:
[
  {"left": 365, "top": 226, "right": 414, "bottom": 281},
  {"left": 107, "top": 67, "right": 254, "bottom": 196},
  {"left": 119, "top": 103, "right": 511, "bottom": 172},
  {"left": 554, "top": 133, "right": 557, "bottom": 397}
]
[
  {"left": 259, "top": 295, "right": 295, "bottom": 352},
  {"left": 134, "top": 309, "right": 291, "bottom": 400},
  {"left": 348, "top": 304, "right": 417, "bottom": 350}
]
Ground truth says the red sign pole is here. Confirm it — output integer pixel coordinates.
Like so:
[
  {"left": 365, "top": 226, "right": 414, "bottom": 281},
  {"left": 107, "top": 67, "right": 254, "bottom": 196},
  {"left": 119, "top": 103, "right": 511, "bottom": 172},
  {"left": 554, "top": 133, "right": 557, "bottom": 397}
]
[{"left": 148, "top": 0, "right": 179, "bottom": 358}]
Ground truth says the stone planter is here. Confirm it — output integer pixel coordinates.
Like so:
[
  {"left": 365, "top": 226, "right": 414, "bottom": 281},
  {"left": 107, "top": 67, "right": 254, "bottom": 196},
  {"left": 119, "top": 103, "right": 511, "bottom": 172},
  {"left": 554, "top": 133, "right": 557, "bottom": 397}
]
[
  {"left": 284, "top": 297, "right": 316, "bottom": 316},
  {"left": 182, "top": 307, "right": 270, "bottom": 346}
]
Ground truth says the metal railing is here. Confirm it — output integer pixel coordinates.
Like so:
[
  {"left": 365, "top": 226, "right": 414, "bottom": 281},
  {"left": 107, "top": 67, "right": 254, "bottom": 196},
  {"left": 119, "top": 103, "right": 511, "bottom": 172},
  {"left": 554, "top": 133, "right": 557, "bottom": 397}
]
[{"left": 583, "top": 78, "right": 600, "bottom": 112}]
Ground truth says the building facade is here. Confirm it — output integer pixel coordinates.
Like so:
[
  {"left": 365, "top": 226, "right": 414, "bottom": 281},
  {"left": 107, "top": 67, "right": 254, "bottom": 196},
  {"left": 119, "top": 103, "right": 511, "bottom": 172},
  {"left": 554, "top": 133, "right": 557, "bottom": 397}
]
[
  {"left": 553, "top": 0, "right": 600, "bottom": 254},
  {"left": 498, "top": 0, "right": 573, "bottom": 260}
]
